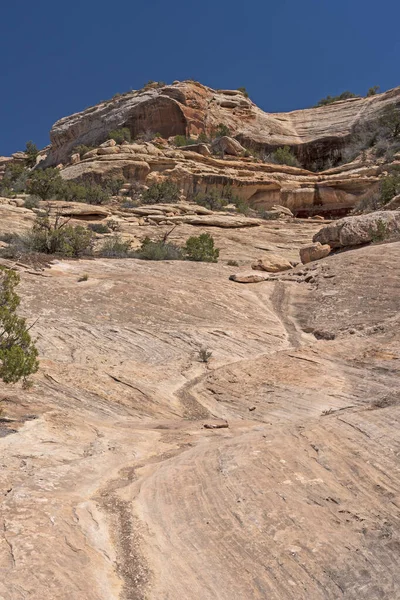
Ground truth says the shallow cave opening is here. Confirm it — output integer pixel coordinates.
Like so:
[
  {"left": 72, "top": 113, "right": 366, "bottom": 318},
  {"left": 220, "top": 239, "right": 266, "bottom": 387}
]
[{"left": 125, "top": 97, "right": 188, "bottom": 139}]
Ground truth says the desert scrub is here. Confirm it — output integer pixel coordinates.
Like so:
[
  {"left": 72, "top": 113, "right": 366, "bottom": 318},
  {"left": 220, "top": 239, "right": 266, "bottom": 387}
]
[
  {"left": 88, "top": 223, "right": 110, "bottom": 234},
  {"left": 380, "top": 170, "right": 400, "bottom": 205},
  {"left": 24, "top": 195, "right": 40, "bottom": 210},
  {"left": 142, "top": 180, "right": 180, "bottom": 204},
  {"left": 73, "top": 144, "right": 96, "bottom": 158},
  {"left": 198, "top": 347, "right": 212, "bottom": 363},
  {"left": 133, "top": 237, "right": 183, "bottom": 261},
  {"left": 0, "top": 266, "right": 39, "bottom": 384},
  {"left": 107, "top": 127, "right": 131, "bottom": 144},
  {"left": 184, "top": 233, "right": 219, "bottom": 262},
  {"left": 174, "top": 135, "right": 197, "bottom": 147},
  {"left": 193, "top": 189, "right": 229, "bottom": 211},
  {"left": 4, "top": 212, "right": 95, "bottom": 258},
  {"left": 98, "top": 236, "right": 132, "bottom": 258},
  {"left": 27, "top": 168, "right": 64, "bottom": 200},
  {"left": 265, "top": 146, "right": 300, "bottom": 167}
]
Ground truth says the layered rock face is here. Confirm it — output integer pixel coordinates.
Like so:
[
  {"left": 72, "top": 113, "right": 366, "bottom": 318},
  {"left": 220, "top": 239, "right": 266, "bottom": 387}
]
[
  {"left": 39, "top": 81, "right": 400, "bottom": 216},
  {"left": 45, "top": 81, "right": 400, "bottom": 167}
]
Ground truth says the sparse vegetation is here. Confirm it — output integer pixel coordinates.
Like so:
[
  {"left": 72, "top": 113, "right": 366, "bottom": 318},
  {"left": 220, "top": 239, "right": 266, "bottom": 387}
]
[
  {"left": 184, "top": 233, "right": 219, "bottom": 262},
  {"left": 379, "top": 105, "right": 400, "bottom": 139},
  {"left": 8, "top": 211, "right": 95, "bottom": 257},
  {"left": 370, "top": 218, "right": 390, "bottom": 243},
  {"left": 174, "top": 135, "right": 197, "bottom": 147},
  {"left": 78, "top": 274, "right": 89, "bottom": 282},
  {"left": 134, "top": 237, "right": 183, "bottom": 261},
  {"left": 27, "top": 168, "right": 63, "bottom": 201},
  {"left": 24, "top": 195, "right": 40, "bottom": 210},
  {"left": 380, "top": 170, "right": 400, "bottom": 205},
  {"left": 315, "top": 91, "right": 358, "bottom": 107},
  {"left": 88, "top": 222, "right": 110, "bottom": 234},
  {"left": 237, "top": 87, "right": 249, "bottom": 98},
  {"left": 0, "top": 266, "right": 39, "bottom": 384},
  {"left": 193, "top": 189, "right": 228, "bottom": 211},
  {"left": 367, "top": 86, "right": 380, "bottom": 97},
  {"left": 98, "top": 235, "right": 132, "bottom": 258},
  {"left": 227, "top": 260, "right": 239, "bottom": 266},
  {"left": 106, "top": 219, "right": 121, "bottom": 232},
  {"left": 142, "top": 180, "right": 180, "bottom": 204},
  {"left": 213, "top": 123, "right": 231, "bottom": 139},
  {"left": 198, "top": 347, "right": 212, "bottom": 363},
  {"left": 25, "top": 141, "right": 39, "bottom": 168},
  {"left": 73, "top": 144, "right": 95, "bottom": 158},
  {"left": 265, "top": 146, "right": 300, "bottom": 167},
  {"left": 107, "top": 128, "right": 131, "bottom": 144},
  {"left": 0, "top": 163, "right": 29, "bottom": 197}
]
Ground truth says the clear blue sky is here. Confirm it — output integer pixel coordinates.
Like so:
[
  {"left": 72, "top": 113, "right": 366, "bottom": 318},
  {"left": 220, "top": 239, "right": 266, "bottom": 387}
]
[{"left": 1, "top": 0, "right": 399, "bottom": 155}]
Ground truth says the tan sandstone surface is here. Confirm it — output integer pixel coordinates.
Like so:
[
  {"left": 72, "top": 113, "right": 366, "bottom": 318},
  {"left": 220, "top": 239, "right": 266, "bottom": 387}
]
[{"left": 0, "top": 209, "right": 399, "bottom": 599}]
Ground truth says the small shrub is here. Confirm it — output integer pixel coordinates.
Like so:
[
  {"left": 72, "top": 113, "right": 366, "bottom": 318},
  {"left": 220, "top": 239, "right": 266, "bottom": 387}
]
[
  {"left": 227, "top": 260, "right": 239, "bottom": 266},
  {"left": 266, "top": 146, "right": 300, "bottom": 167},
  {"left": 0, "top": 163, "right": 28, "bottom": 196},
  {"left": 379, "top": 106, "right": 400, "bottom": 139},
  {"left": 57, "top": 180, "right": 110, "bottom": 205},
  {"left": 370, "top": 219, "right": 389, "bottom": 243},
  {"left": 83, "top": 183, "right": 110, "bottom": 205},
  {"left": 0, "top": 266, "right": 39, "bottom": 384},
  {"left": 198, "top": 347, "right": 212, "bottom": 363},
  {"left": 134, "top": 237, "right": 183, "bottom": 261},
  {"left": 25, "top": 141, "right": 39, "bottom": 168},
  {"left": 107, "top": 128, "right": 131, "bottom": 144},
  {"left": 107, "top": 219, "right": 121, "bottom": 232},
  {"left": 73, "top": 144, "right": 95, "bottom": 158},
  {"left": 27, "top": 168, "right": 63, "bottom": 200},
  {"left": 184, "top": 233, "right": 219, "bottom": 262},
  {"left": 237, "top": 86, "right": 249, "bottom": 98},
  {"left": 367, "top": 86, "right": 380, "bottom": 97},
  {"left": 27, "top": 213, "right": 94, "bottom": 257},
  {"left": 174, "top": 135, "right": 197, "bottom": 147},
  {"left": 78, "top": 274, "right": 89, "bottom": 282},
  {"left": 193, "top": 189, "right": 228, "bottom": 211},
  {"left": 105, "top": 178, "right": 124, "bottom": 196},
  {"left": 198, "top": 132, "right": 209, "bottom": 143},
  {"left": 98, "top": 235, "right": 131, "bottom": 258},
  {"left": 142, "top": 180, "right": 180, "bottom": 204},
  {"left": 213, "top": 123, "right": 231, "bottom": 138},
  {"left": 121, "top": 199, "right": 140, "bottom": 209},
  {"left": 380, "top": 172, "right": 400, "bottom": 204},
  {"left": 88, "top": 222, "right": 110, "bottom": 234},
  {"left": 24, "top": 195, "right": 40, "bottom": 210},
  {"left": 315, "top": 91, "right": 358, "bottom": 107}
]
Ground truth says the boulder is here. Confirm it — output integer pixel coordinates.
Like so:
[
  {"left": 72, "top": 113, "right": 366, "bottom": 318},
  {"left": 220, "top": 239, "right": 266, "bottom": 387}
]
[
  {"left": 271, "top": 205, "right": 294, "bottom": 217},
  {"left": 300, "top": 242, "right": 331, "bottom": 264},
  {"left": 313, "top": 211, "right": 400, "bottom": 248},
  {"left": 180, "top": 143, "right": 211, "bottom": 157},
  {"left": 100, "top": 139, "right": 117, "bottom": 147},
  {"left": 70, "top": 153, "right": 80, "bottom": 164},
  {"left": 229, "top": 272, "right": 270, "bottom": 283},
  {"left": 211, "top": 136, "right": 247, "bottom": 156},
  {"left": 252, "top": 255, "right": 293, "bottom": 273}
]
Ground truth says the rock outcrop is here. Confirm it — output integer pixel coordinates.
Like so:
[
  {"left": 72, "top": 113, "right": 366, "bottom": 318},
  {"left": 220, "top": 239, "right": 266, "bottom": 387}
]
[
  {"left": 44, "top": 81, "right": 400, "bottom": 169},
  {"left": 31, "top": 80, "right": 400, "bottom": 217},
  {"left": 313, "top": 211, "right": 400, "bottom": 248},
  {"left": 300, "top": 242, "right": 331, "bottom": 263}
]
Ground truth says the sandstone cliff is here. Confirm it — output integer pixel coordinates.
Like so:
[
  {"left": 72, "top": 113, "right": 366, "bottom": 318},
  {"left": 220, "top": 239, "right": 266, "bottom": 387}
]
[{"left": 45, "top": 80, "right": 400, "bottom": 168}]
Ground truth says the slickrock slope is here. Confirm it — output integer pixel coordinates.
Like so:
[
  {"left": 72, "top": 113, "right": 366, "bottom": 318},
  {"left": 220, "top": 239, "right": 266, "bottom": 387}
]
[{"left": 1, "top": 220, "right": 399, "bottom": 599}]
